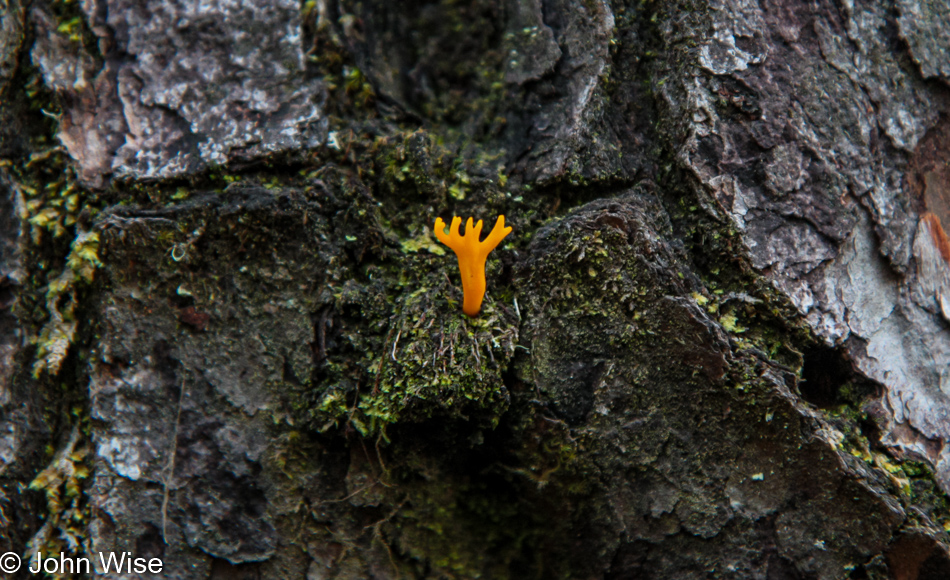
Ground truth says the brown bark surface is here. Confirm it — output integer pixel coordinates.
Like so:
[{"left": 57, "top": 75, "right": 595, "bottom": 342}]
[{"left": 2, "top": 0, "right": 950, "bottom": 578}]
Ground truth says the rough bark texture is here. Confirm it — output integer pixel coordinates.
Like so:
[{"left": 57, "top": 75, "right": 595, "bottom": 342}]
[{"left": 3, "top": 0, "right": 950, "bottom": 579}]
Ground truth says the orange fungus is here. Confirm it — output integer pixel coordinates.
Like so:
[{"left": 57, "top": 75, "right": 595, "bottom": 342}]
[{"left": 433, "top": 215, "right": 512, "bottom": 316}]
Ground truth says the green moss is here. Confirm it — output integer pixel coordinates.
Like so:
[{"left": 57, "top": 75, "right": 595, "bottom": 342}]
[
  {"left": 47, "top": 0, "right": 100, "bottom": 58},
  {"left": 0, "top": 146, "right": 102, "bottom": 381},
  {"left": 26, "top": 423, "right": 92, "bottom": 572},
  {"left": 311, "top": 248, "right": 517, "bottom": 435},
  {"left": 0, "top": 30, "right": 105, "bottom": 565}
]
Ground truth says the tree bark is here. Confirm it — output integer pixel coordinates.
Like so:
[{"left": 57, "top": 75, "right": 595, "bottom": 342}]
[{"left": 2, "top": 0, "right": 950, "bottom": 578}]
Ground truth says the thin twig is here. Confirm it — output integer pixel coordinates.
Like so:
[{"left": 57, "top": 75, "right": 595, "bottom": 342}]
[
  {"left": 391, "top": 329, "right": 401, "bottom": 362},
  {"left": 162, "top": 375, "right": 187, "bottom": 544}
]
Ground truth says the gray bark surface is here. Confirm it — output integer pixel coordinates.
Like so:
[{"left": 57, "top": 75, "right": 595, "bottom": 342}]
[{"left": 2, "top": 0, "right": 950, "bottom": 578}]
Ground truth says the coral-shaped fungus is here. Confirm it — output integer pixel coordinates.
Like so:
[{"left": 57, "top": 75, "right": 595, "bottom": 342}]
[{"left": 434, "top": 215, "right": 512, "bottom": 316}]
